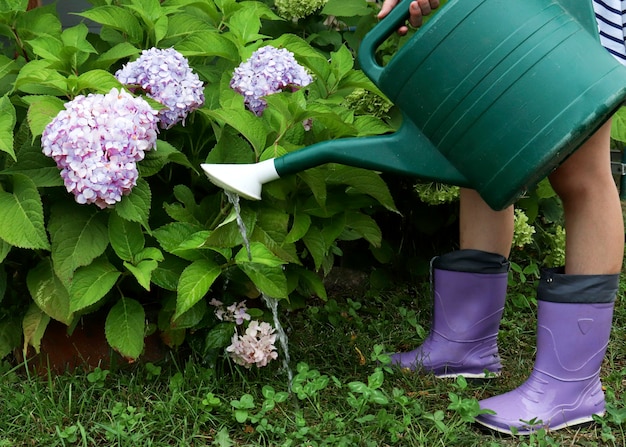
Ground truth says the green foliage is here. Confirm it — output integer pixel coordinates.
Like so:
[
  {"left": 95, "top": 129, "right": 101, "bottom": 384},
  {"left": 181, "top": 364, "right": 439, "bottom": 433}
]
[{"left": 0, "top": 0, "right": 397, "bottom": 362}]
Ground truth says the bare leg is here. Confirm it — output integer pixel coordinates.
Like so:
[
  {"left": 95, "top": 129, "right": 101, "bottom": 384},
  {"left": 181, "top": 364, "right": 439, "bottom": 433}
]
[
  {"left": 459, "top": 188, "right": 514, "bottom": 257},
  {"left": 548, "top": 120, "right": 624, "bottom": 275}
]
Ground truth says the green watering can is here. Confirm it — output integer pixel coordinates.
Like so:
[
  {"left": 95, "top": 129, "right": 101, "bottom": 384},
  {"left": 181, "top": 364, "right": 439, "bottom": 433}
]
[{"left": 202, "top": 0, "right": 626, "bottom": 210}]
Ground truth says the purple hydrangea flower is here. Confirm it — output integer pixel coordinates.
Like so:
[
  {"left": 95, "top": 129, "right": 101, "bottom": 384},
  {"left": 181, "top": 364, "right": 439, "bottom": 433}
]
[
  {"left": 42, "top": 88, "right": 158, "bottom": 209},
  {"left": 115, "top": 48, "right": 205, "bottom": 129},
  {"left": 230, "top": 45, "right": 313, "bottom": 116}
]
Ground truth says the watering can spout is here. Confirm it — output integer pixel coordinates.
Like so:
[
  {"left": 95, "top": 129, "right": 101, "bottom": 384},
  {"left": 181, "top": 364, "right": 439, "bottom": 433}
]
[{"left": 200, "top": 159, "right": 280, "bottom": 200}]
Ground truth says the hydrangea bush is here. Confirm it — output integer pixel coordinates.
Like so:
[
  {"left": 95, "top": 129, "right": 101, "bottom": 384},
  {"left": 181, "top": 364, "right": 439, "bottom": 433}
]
[{"left": 0, "top": 0, "right": 394, "bottom": 364}]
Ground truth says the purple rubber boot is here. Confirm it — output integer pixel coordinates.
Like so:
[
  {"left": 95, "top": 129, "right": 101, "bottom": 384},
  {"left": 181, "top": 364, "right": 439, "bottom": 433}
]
[
  {"left": 391, "top": 250, "right": 508, "bottom": 378},
  {"left": 476, "top": 268, "right": 619, "bottom": 434}
]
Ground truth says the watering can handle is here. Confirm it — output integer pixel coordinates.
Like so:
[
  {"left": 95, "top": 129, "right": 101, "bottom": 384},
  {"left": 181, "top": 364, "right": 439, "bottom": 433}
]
[{"left": 358, "top": 0, "right": 415, "bottom": 85}]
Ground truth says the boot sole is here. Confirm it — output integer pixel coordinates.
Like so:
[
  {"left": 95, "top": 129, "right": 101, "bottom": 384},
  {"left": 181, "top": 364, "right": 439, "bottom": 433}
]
[
  {"left": 435, "top": 371, "right": 501, "bottom": 379},
  {"left": 474, "top": 412, "right": 604, "bottom": 435}
]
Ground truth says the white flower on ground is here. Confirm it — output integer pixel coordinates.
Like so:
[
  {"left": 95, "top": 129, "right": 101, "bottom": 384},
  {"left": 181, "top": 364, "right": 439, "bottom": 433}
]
[{"left": 226, "top": 320, "right": 278, "bottom": 368}]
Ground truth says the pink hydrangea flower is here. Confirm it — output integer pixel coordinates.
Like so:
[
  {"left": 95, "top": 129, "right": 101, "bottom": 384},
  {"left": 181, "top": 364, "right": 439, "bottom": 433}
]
[
  {"left": 226, "top": 320, "right": 278, "bottom": 368},
  {"left": 230, "top": 45, "right": 313, "bottom": 116},
  {"left": 115, "top": 47, "right": 205, "bottom": 129},
  {"left": 42, "top": 88, "right": 158, "bottom": 209}
]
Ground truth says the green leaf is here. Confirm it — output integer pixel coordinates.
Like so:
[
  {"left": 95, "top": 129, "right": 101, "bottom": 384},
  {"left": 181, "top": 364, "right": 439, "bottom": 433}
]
[
  {"left": 174, "top": 30, "right": 238, "bottom": 59},
  {"left": 0, "top": 174, "right": 49, "bottom": 249},
  {"left": 27, "top": 258, "right": 73, "bottom": 325},
  {"left": 203, "top": 322, "right": 236, "bottom": 350},
  {"left": 0, "top": 95, "right": 15, "bottom": 160},
  {"left": 302, "top": 226, "right": 325, "bottom": 271},
  {"left": 171, "top": 298, "right": 207, "bottom": 329},
  {"left": 0, "top": 318, "right": 21, "bottom": 359},
  {"left": 326, "top": 166, "right": 397, "bottom": 212},
  {"left": 175, "top": 259, "right": 221, "bottom": 319},
  {"left": 108, "top": 213, "right": 145, "bottom": 262},
  {"left": 105, "top": 297, "right": 145, "bottom": 360},
  {"left": 329, "top": 45, "right": 355, "bottom": 85},
  {"left": 322, "top": 0, "right": 372, "bottom": 16},
  {"left": 0, "top": 239, "right": 10, "bottom": 264},
  {"left": 77, "top": 6, "right": 143, "bottom": 45},
  {"left": 345, "top": 211, "right": 382, "bottom": 247},
  {"left": 115, "top": 178, "right": 151, "bottom": 229},
  {"left": 139, "top": 139, "right": 194, "bottom": 177},
  {"left": 27, "top": 35, "right": 64, "bottom": 62},
  {"left": 228, "top": 7, "right": 264, "bottom": 45},
  {"left": 285, "top": 211, "right": 311, "bottom": 243},
  {"left": 76, "top": 70, "right": 122, "bottom": 94},
  {"left": 124, "top": 259, "right": 159, "bottom": 291},
  {"left": 2, "top": 142, "right": 62, "bottom": 187},
  {"left": 48, "top": 203, "right": 109, "bottom": 281},
  {"left": 69, "top": 258, "right": 121, "bottom": 313},
  {"left": 151, "top": 255, "right": 187, "bottom": 291},
  {"left": 205, "top": 205, "right": 257, "bottom": 249},
  {"left": 293, "top": 267, "right": 327, "bottom": 300},
  {"left": 201, "top": 108, "right": 269, "bottom": 157},
  {"left": 611, "top": 106, "right": 626, "bottom": 143},
  {"left": 92, "top": 42, "right": 140, "bottom": 70},
  {"left": 14, "top": 60, "right": 68, "bottom": 95},
  {"left": 61, "top": 23, "right": 97, "bottom": 53},
  {"left": 22, "top": 302, "right": 50, "bottom": 355},
  {"left": 235, "top": 242, "right": 288, "bottom": 298},
  {"left": 23, "top": 95, "right": 65, "bottom": 138}
]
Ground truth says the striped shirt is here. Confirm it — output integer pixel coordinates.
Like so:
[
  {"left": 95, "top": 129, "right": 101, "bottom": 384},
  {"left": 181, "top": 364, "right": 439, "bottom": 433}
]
[{"left": 593, "top": 0, "right": 626, "bottom": 64}]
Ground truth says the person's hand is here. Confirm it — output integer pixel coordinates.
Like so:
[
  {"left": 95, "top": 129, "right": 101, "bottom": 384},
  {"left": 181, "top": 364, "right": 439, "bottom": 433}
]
[{"left": 377, "top": 0, "right": 440, "bottom": 35}]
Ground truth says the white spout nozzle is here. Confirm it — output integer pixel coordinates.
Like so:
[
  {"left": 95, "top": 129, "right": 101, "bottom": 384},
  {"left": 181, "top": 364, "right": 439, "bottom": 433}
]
[{"left": 200, "top": 159, "right": 280, "bottom": 200}]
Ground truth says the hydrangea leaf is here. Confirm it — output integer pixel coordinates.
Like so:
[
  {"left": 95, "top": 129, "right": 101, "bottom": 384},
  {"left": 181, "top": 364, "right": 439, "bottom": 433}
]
[
  {"left": 0, "top": 95, "right": 15, "bottom": 161},
  {"left": 205, "top": 205, "right": 257, "bottom": 249},
  {"left": 0, "top": 174, "right": 49, "bottom": 250},
  {"left": 0, "top": 319, "right": 21, "bottom": 360},
  {"left": 151, "top": 254, "right": 187, "bottom": 292},
  {"left": 0, "top": 241, "right": 9, "bottom": 265},
  {"left": 285, "top": 211, "right": 311, "bottom": 244},
  {"left": 14, "top": 60, "right": 68, "bottom": 96},
  {"left": 235, "top": 242, "right": 288, "bottom": 298},
  {"left": 345, "top": 211, "right": 382, "bottom": 247},
  {"left": 115, "top": 178, "right": 151, "bottom": 230},
  {"left": 22, "top": 95, "right": 65, "bottom": 138},
  {"left": 93, "top": 42, "right": 141, "bottom": 70},
  {"left": 105, "top": 297, "right": 145, "bottom": 360},
  {"left": 48, "top": 203, "right": 109, "bottom": 282},
  {"left": 322, "top": 0, "right": 373, "bottom": 16},
  {"left": 76, "top": 70, "right": 122, "bottom": 95},
  {"left": 76, "top": 6, "right": 143, "bottom": 45},
  {"left": 301, "top": 226, "right": 325, "bottom": 271},
  {"left": 325, "top": 166, "right": 398, "bottom": 212},
  {"left": 108, "top": 213, "right": 145, "bottom": 263},
  {"left": 201, "top": 108, "right": 269, "bottom": 157},
  {"left": 22, "top": 302, "right": 50, "bottom": 355},
  {"left": 228, "top": 7, "right": 264, "bottom": 45},
  {"left": 175, "top": 259, "right": 221, "bottom": 320},
  {"left": 69, "top": 258, "right": 121, "bottom": 313},
  {"left": 174, "top": 31, "right": 238, "bottom": 59},
  {"left": 124, "top": 259, "right": 159, "bottom": 291},
  {"left": 26, "top": 257, "right": 73, "bottom": 325}
]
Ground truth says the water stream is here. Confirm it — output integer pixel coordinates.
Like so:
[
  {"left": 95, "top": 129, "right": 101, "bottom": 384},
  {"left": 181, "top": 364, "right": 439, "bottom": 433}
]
[
  {"left": 224, "top": 191, "right": 293, "bottom": 389},
  {"left": 262, "top": 293, "right": 294, "bottom": 390},
  {"left": 224, "top": 191, "right": 252, "bottom": 261}
]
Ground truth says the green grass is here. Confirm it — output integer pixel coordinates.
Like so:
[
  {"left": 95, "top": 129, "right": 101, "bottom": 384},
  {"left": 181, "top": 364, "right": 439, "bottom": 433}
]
[{"left": 1, "top": 269, "right": 625, "bottom": 446}]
